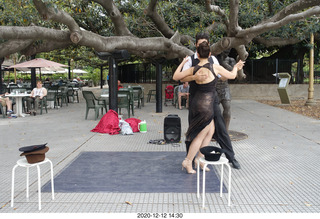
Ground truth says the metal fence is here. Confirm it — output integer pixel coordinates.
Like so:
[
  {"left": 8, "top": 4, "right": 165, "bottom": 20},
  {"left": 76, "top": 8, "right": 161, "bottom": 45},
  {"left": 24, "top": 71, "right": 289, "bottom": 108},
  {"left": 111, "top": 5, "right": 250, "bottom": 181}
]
[
  {"left": 117, "top": 59, "right": 320, "bottom": 84},
  {"left": 241, "top": 59, "right": 302, "bottom": 84}
]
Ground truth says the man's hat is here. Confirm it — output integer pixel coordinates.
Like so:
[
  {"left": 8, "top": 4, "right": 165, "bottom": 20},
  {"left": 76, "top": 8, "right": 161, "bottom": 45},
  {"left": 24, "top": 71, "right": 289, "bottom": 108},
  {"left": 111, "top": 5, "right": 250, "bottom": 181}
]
[
  {"left": 200, "top": 146, "right": 226, "bottom": 161},
  {"left": 19, "top": 143, "right": 47, "bottom": 153},
  {"left": 19, "top": 143, "right": 49, "bottom": 164}
]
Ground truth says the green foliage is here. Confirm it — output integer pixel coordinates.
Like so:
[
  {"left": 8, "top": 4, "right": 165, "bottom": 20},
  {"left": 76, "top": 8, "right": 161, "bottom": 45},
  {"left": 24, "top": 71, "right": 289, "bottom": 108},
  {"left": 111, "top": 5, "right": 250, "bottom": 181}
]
[{"left": 1, "top": 0, "right": 319, "bottom": 65}]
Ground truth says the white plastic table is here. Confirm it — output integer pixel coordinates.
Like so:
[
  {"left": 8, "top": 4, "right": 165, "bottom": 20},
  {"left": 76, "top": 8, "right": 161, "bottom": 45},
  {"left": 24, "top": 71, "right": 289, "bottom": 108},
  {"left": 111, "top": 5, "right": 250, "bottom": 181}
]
[
  {"left": 101, "top": 93, "right": 127, "bottom": 98},
  {"left": 6, "top": 93, "right": 30, "bottom": 117}
]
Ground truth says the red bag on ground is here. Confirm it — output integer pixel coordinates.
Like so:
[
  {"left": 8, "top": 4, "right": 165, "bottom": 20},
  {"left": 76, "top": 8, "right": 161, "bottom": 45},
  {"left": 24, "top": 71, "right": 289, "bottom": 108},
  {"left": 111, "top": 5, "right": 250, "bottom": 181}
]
[
  {"left": 91, "top": 110, "right": 120, "bottom": 135},
  {"left": 125, "top": 118, "right": 141, "bottom": 133}
]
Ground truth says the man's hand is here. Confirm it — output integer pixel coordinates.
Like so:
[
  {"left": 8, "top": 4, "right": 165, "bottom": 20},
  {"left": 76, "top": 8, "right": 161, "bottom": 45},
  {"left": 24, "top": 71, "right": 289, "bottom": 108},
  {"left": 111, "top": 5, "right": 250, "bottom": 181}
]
[{"left": 194, "top": 68, "right": 208, "bottom": 82}]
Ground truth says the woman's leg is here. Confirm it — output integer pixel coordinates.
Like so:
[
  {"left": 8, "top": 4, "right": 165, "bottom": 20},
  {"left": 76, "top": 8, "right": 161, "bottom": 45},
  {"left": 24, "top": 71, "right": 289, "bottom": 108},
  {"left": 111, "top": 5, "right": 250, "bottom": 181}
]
[
  {"left": 4, "top": 98, "right": 12, "bottom": 111},
  {"left": 186, "top": 121, "right": 213, "bottom": 162},
  {"left": 198, "top": 120, "right": 215, "bottom": 155},
  {"left": 193, "top": 121, "right": 215, "bottom": 171},
  {"left": 197, "top": 120, "right": 215, "bottom": 159},
  {"left": 183, "top": 121, "right": 213, "bottom": 173},
  {"left": 26, "top": 97, "right": 33, "bottom": 112}
]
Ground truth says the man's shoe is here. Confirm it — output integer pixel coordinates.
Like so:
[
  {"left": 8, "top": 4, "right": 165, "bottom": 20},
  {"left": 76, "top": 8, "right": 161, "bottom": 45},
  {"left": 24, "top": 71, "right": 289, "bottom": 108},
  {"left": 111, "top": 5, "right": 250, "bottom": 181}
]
[{"left": 230, "top": 159, "right": 241, "bottom": 169}]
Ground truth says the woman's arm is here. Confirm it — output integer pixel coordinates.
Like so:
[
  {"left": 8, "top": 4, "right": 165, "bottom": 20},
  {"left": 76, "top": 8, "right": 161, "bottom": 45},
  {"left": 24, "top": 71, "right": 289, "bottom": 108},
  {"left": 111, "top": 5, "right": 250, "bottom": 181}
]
[
  {"left": 180, "top": 67, "right": 209, "bottom": 82},
  {"left": 30, "top": 89, "right": 35, "bottom": 97},
  {"left": 41, "top": 88, "right": 47, "bottom": 98},
  {"left": 213, "top": 60, "right": 245, "bottom": 80},
  {"left": 173, "top": 57, "right": 193, "bottom": 81},
  {"left": 178, "top": 70, "right": 209, "bottom": 84}
]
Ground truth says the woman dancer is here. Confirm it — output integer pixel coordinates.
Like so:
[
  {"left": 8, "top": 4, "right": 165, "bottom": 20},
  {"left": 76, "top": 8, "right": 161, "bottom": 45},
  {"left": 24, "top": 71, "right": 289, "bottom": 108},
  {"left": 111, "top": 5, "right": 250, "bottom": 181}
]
[{"left": 173, "top": 42, "right": 244, "bottom": 173}]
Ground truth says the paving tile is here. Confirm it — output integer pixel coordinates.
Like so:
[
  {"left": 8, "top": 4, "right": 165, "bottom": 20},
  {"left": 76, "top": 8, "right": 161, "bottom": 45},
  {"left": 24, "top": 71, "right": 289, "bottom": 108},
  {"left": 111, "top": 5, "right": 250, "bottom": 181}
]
[{"left": 1, "top": 88, "right": 319, "bottom": 213}]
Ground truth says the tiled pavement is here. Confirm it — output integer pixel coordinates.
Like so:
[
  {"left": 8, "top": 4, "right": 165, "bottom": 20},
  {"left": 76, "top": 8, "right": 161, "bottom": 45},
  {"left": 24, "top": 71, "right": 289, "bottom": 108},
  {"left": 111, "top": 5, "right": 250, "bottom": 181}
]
[{"left": 0, "top": 87, "right": 319, "bottom": 215}]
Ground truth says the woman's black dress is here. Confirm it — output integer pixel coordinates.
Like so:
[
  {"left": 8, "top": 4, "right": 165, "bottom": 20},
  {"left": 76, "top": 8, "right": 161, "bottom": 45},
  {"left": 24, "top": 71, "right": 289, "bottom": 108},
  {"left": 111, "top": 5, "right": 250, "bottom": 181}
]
[{"left": 185, "top": 63, "right": 217, "bottom": 149}]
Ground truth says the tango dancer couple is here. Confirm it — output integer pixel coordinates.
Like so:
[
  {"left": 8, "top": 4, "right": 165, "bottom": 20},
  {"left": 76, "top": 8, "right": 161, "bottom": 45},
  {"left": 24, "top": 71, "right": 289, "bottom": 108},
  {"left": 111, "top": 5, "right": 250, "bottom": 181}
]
[{"left": 173, "top": 33, "right": 244, "bottom": 173}]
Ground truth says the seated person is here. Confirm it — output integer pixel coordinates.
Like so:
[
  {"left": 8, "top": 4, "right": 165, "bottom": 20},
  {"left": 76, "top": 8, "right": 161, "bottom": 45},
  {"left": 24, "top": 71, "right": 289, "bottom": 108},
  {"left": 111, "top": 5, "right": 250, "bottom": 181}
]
[
  {"left": 26, "top": 81, "right": 47, "bottom": 116},
  {"left": 178, "top": 82, "right": 190, "bottom": 110},
  {"left": 0, "top": 92, "right": 14, "bottom": 114},
  {"left": 16, "top": 78, "right": 23, "bottom": 86},
  {"left": 58, "top": 77, "right": 64, "bottom": 86},
  {"left": 118, "top": 80, "right": 123, "bottom": 90}
]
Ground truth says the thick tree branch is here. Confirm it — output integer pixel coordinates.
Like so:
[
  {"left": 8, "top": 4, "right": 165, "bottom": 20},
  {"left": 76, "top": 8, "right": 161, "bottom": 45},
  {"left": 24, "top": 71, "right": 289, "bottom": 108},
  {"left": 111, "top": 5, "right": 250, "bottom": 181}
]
[
  {"left": 79, "top": 30, "right": 193, "bottom": 59},
  {"left": 228, "top": 0, "right": 241, "bottom": 35},
  {"left": 236, "top": 6, "right": 320, "bottom": 39},
  {"left": 0, "top": 26, "right": 70, "bottom": 42},
  {"left": 254, "top": 37, "right": 301, "bottom": 47},
  {"left": 0, "top": 39, "right": 34, "bottom": 58},
  {"left": 33, "top": 0, "right": 82, "bottom": 43},
  {"left": 260, "top": 0, "right": 320, "bottom": 25},
  {"left": 146, "top": 0, "right": 174, "bottom": 38},
  {"left": 22, "top": 41, "right": 72, "bottom": 57},
  {"left": 0, "top": 25, "right": 191, "bottom": 59},
  {"left": 211, "top": 37, "right": 250, "bottom": 57},
  {"left": 205, "top": 21, "right": 225, "bottom": 33},
  {"left": 92, "top": 0, "right": 133, "bottom": 36},
  {"left": 145, "top": 0, "right": 193, "bottom": 45},
  {"left": 205, "top": 0, "right": 229, "bottom": 27}
]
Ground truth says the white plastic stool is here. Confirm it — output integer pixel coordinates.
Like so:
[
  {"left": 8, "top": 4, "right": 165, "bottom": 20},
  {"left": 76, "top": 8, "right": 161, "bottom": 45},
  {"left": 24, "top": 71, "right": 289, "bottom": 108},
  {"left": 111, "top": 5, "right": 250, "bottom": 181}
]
[
  {"left": 11, "top": 158, "right": 54, "bottom": 210},
  {"left": 197, "top": 157, "right": 231, "bottom": 208}
]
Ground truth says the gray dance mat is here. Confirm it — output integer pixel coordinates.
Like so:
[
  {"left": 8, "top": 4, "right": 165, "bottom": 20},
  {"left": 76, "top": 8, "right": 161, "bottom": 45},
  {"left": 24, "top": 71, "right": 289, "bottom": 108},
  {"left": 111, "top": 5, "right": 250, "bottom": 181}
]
[{"left": 42, "top": 151, "right": 225, "bottom": 193}]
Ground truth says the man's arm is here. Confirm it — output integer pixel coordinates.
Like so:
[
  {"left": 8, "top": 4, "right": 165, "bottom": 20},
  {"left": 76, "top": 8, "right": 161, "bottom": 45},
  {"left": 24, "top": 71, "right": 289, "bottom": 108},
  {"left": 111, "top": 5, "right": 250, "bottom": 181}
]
[{"left": 179, "top": 56, "right": 193, "bottom": 82}]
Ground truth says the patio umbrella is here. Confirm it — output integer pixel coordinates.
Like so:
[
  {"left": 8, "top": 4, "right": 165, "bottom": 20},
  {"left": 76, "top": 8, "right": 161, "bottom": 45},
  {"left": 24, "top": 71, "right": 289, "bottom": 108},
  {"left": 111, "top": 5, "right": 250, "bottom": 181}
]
[
  {"left": 8, "top": 58, "right": 68, "bottom": 87},
  {"left": 19, "top": 67, "right": 67, "bottom": 74},
  {"left": 72, "top": 69, "right": 88, "bottom": 74},
  {"left": 8, "top": 58, "right": 68, "bottom": 69}
]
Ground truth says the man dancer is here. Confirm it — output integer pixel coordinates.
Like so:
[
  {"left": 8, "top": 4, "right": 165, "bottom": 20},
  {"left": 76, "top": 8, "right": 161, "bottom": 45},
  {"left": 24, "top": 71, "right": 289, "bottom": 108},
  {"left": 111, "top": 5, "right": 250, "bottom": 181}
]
[{"left": 180, "top": 32, "right": 240, "bottom": 169}]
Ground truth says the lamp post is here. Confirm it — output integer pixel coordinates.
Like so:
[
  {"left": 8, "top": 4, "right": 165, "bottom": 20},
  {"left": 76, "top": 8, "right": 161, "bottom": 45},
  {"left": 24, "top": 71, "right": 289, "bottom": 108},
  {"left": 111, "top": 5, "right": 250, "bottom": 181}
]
[
  {"left": 0, "top": 57, "right": 4, "bottom": 94},
  {"left": 305, "top": 33, "right": 316, "bottom": 106}
]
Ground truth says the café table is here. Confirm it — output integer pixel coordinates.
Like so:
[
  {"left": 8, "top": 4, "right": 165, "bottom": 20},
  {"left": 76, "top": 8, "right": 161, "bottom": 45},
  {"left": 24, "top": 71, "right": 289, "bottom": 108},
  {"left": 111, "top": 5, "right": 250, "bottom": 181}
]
[
  {"left": 100, "top": 93, "right": 127, "bottom": 98},
  {"left": 6, "top": 93, "right": 30, "bottom": 117}
]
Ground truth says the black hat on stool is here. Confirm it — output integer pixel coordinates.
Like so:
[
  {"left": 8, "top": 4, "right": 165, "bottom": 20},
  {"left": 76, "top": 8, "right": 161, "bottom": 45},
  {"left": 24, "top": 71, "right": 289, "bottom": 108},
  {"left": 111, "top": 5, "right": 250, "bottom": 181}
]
[
  {"left": 19, "top": 143, "right": 49, "bottom": 164},
  {"left": 200, "top": 146, "right": 226, "bottom": 161}
]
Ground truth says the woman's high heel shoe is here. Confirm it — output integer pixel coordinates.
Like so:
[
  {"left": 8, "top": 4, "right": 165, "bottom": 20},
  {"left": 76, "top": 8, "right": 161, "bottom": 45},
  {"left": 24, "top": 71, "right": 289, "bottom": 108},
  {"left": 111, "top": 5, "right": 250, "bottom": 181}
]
[
  {"left": 182, "top": 158, "right": 196, "bottom": 174},
  {"left": 194, "top": 157, "right": 210, "bottom": 172}
]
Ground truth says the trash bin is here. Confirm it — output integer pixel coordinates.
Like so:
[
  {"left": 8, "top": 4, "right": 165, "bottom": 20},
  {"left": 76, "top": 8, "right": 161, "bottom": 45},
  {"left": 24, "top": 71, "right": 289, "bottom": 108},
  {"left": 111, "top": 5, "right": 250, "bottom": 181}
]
[{"left": 276, "top": 72, "right": 291, "bottom": 104}]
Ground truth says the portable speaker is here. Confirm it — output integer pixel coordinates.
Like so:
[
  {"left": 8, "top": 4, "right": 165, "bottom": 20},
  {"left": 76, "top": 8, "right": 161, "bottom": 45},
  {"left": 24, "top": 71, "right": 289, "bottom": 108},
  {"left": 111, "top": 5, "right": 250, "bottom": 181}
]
[{"left": 164, "top": 114, "right": 181, "bottom": 143}]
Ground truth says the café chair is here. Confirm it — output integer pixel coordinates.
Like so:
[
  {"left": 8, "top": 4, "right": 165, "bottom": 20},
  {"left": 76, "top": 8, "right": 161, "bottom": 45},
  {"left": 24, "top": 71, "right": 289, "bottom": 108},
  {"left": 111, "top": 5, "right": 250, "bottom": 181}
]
[
  {"left": 82, "top": 91, "right": 106, "bottom": 120},
  {"left": 67, "top": 86, "right": 76, "bottom": 103},
  {"left": 38, "top": 96, "right": 48, "bottom": 115},
  {"left": 0, "top": 104, "right": 6, "bottom": 118},
  {"left": 147, "top": 89, "right": 156, "bottom": 102},
  {"left": 117, "top": 91, "right": 131, "bottom": 118},
  {"left": 118, "top": 89, "right": 134, "bottom": 117},
  {"left": 56, "top": 86, "right": 68, "bottom": 107},
  {"left": 132, "top": 86, "right": 143, "bottom": 109},
  {"left": 46, "top": 88, "right": 59, "bottom": 109}
]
